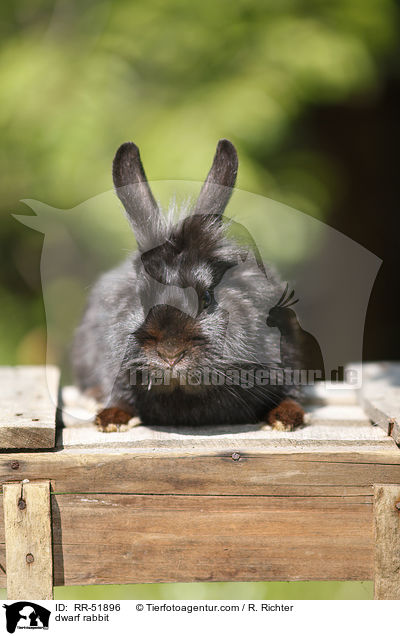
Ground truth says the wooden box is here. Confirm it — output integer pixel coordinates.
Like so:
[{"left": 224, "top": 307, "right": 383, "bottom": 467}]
[{"left": 1, "top": 364, "right": 399, "bottom": 599}]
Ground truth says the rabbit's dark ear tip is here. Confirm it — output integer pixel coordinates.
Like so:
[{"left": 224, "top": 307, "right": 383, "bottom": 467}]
[
  {"left": 216, "top": 139, "right": 238, "bottom": 169},
  {"left": 114, "top": 141, "right": 140, "bottom": 161},
  {"left": 217, "top": 139, "right": 237, "bottom": 154},
  {"left": 112, "top": 142, "right": 141, "bottom": 184}
]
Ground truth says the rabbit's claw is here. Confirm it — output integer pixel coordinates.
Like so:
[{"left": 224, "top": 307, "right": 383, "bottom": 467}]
[
  {"left": 95, "top": 406, "right": 136, "bottom": 432},
  {"left": 266, "top": 399, "right": 304, "bottom": 432}
]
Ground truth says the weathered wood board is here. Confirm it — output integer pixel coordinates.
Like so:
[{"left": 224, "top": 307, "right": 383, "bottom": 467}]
[
  {"left": 0, "top": 365, "right": 399, "bottom": 594},
  {"left": 60, "top": 382, "right": 388, "bottom": 450},
  {"left": 59, "top": 421, "right": 390, "bottom": 449},
  {"left": 1, "top": 445, "right": 400, "bottom": 496},
  {"left": 374, "top": 484, "right": 400, "bottom": 599},
  {"left": 3, "top": 481, "right": 53, "bottom": 599},
  {"left": 0, "top": 366, "right": 59, "bottom": 449},
  {"left": 357, "top": 362, "right": 400, "bottom": 444},
  {"left": 0, "top": 493, "right": 373, "bottom": 586}
]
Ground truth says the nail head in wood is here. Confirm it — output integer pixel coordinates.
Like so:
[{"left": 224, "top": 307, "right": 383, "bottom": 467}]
[
  {"left": 11, "top": 461, "right": 19, "bottom": 470},
  {"left": 231, "top": 452, "right": 240, "bottom": 461},
  {"left": 26, "top": 553, "right": 34, "bottom": 564},
  {"left": 17, "top": 499, "right": 26, "bottom": 510}
]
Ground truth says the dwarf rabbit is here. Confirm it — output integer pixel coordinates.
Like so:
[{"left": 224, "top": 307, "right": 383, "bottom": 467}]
[{"left": 72, "top": 140, "right": 304, "bottom": 430}]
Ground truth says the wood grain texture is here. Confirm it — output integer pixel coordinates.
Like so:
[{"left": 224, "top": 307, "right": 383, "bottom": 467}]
[
  {"left": 374, "top": 484, "right": 400, "bottom": 599},
  {"left": 0, "top": 493, "right": 373, "bottom": 586},
  {"left": 59, "top": 425, "right": 392, "bottom": 449},
  {"left": 0, "top": 366, "right": 59, "bottom": 449},
  {"left": 357, "top": 362, "right": 400, "bottom": 444},
  {"left": 3, "top": 481, "right": 53, "bottom": 599},
  {"left": 0, "top": 365, "right": 399, "bottom": 591},
  {"left": 61, "top": 382, "right": 381, "bottom": 450},
  {"left": 303, "top": 383, "right": 358, "bottom": 406},
  {"left": 59, "top": 405, "right": 383, "bottom": 450},
  {"left": 1, "top": 446, "right": 400, "bottom": 496}
]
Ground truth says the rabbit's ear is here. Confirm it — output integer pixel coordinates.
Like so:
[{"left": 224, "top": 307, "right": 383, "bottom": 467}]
[
  {"left": 112, "top": 142, "right": 163, "bottom": 250},
  {"left": 194, "top": 139, "right": 238, "bottom": 216}
]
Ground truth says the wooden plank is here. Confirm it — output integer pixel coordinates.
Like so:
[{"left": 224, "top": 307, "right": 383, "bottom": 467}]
[
  {"left": 303, "top": 383, "right": 358, "bottom": 406},
  {"left": 1, "top": 446, "right": 400, "bottom": 496},
  {"left": 60, "top": 422, "right": 390, "bottom": 449},
  {"left": 0, "top": 366, "right": 59, "bottom": 449},
  {"left": 61, "top": 387, "right": 385, "bottom": 448},
  {"left": 3, "top": 481, "right": 53, "bottom": 599},
  {"left": 61, "top": 385, "right": 379, "bottom": 450},
  {"left": 0, "top": 493, "right": 373, "bottom": 586},
  {"left": 357, "top": 362, "right": 400, "bottom": 444},
  {"left": 305, "top": 405, "right": 370, "bottom": 427},
  {"left": 374, "top": 484, "right": 400, "bottom": 599},
  {"left": 60, "top": 381, "right": 386, "bottom": 450}
]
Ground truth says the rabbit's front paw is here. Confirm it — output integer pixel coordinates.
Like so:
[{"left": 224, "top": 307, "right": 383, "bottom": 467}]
[
  {"left": 95, "top": 407, "right": 137, "bottom": 432},
  {"left": 265, "top": 399, "right": 304, "bottom": 432}
]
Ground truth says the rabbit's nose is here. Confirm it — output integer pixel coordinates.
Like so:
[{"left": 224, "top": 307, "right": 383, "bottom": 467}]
[{"left": 157, "top": 347, "right": 187, "bottom": 367}]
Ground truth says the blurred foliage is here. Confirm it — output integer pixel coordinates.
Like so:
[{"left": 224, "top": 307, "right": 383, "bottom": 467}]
[
  {"left": 0, "top": 0, "right": 399, "bottom": 364},
  {"left": 0, "top": 581, "right": 373, "bottom": 601},
  {"left": 0, "top": 0, "right": 398, "bottom": 599},
  {"left": 53, "top": 580, "right": 373, "bottom": 600}
]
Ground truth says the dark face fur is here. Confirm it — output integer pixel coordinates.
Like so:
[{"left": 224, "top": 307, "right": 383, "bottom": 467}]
[
  {"left": 134, "top": 305, "right": 206, "bottom": 371},
  {"left": 132, "top": 215, "right": 235, "bottom": 378}
]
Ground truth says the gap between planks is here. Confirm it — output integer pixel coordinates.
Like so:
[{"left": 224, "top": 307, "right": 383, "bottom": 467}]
[{"left": 0, "top": 366, "right": 59, "bottom": 449}]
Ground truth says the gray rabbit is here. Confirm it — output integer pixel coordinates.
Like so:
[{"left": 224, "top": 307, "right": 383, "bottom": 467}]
[{"left": 72, "top": 140, "right": 304, "bottom": 430}]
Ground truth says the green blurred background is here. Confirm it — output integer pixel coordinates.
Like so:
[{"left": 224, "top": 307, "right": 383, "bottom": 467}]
[{"left": 1, "top": 0, "right": 400, "bottom": 600}]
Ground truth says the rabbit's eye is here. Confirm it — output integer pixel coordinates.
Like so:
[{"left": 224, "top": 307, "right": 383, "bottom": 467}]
[{"left": 200, "top": 290, "right": 213, "bottom": 311}]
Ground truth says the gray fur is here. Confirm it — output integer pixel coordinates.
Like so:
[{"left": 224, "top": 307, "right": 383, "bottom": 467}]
[{"left": 72, "top": 140, "right": 301, "bottom": 427}]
